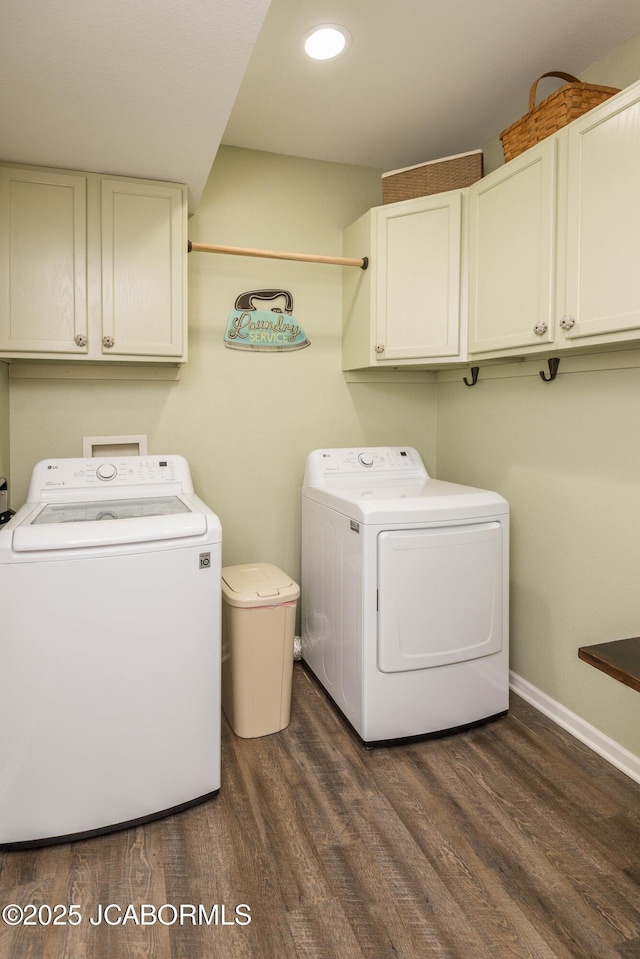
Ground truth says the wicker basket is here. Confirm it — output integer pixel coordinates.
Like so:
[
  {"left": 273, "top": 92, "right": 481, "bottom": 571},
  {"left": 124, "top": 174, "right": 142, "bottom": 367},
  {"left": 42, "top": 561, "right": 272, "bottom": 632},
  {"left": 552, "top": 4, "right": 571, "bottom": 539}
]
[
  {"left": 500, "top": 71, "right": 620, "bottom": 162},
  {"left": 381, "top": 150, "right": 483, "bottom": 204}
]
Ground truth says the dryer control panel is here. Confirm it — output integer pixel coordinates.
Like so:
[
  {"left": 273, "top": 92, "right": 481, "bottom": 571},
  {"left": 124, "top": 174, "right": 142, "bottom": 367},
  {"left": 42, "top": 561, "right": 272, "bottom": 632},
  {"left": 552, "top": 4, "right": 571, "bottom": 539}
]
[{"left": 303, "top": 447, "right": 428, "bottom": 485}]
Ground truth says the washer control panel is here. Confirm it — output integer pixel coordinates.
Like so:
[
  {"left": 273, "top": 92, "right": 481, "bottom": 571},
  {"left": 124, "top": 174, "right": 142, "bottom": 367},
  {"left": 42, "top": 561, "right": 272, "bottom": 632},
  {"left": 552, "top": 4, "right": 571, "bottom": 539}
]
[
  {"left": 27, "top": 455, "right": 192, "bottom": 500},
  {"left": 96, "top": 463, "right": 118, "bottom": 482},
  {"left": 304, "top": 447, "right": 428, "bottom": 485}
]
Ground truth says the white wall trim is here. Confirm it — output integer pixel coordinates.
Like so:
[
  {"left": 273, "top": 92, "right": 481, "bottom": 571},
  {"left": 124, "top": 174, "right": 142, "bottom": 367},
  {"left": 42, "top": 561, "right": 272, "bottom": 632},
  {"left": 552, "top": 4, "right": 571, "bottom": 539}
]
[{"left": 510, "top": 671, "right": 640, "bottom": 785}]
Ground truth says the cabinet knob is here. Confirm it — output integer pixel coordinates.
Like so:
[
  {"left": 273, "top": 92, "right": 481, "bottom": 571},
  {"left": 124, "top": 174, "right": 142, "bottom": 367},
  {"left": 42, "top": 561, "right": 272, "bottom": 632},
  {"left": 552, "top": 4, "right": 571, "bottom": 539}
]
[
  {"left": 559, "top": 315, "right": 576, "bottom": 330},
  {"left": 533, "top": 322, "right": 548, "bottom": 336},
  {"left": 74, "top": 333, "right": 87, "bottom": 348},
  {"left": 374, "top": 343, "right": 385, "bottom": 354},
  {"left": 102, "top": 335, "right": 115, "bottom": 349}
]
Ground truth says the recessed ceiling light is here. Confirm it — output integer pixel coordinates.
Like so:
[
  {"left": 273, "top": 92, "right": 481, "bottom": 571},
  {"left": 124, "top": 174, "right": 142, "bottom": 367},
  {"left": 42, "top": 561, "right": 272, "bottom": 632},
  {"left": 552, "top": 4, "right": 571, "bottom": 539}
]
[{"left": 303, "top": 24, "right": 351, "bottom": 61}]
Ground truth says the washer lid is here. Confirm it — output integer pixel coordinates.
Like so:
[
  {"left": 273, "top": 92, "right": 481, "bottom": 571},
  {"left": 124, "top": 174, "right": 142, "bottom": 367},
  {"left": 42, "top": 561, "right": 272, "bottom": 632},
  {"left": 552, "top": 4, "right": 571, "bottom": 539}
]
[
  {"left": 7, "top": 493, "right": 217, "bottom": 552},
  {"left": 30, "top": 495, "right": 191, "bottom": 525},
  {"left": 222, "top": 563, "right": 300, "bottom": 607},
  {"left": 302, "top": 478, "right": 508, "bottom": 523}
]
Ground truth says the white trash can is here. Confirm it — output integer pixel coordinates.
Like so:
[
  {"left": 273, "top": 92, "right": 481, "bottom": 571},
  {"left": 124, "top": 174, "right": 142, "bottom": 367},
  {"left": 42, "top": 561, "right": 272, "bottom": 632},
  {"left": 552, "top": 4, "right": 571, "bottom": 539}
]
[{"left": 221, "top": 563, "right": 300, "bottom": 738}]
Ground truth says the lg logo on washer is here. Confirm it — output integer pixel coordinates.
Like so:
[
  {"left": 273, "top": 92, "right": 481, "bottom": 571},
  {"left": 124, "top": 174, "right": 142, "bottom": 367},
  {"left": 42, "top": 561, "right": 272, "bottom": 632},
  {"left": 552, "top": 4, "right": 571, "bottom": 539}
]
[{"left": 224, "top": 289, "right": 310, "bottom": 352}]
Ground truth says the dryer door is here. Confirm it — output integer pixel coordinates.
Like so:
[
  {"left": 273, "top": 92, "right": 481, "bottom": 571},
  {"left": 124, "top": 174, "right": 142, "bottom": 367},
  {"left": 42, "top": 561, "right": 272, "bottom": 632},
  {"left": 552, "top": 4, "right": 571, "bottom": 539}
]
[{"left": 377, "top": 522, "right": 503, "bottom": 673}]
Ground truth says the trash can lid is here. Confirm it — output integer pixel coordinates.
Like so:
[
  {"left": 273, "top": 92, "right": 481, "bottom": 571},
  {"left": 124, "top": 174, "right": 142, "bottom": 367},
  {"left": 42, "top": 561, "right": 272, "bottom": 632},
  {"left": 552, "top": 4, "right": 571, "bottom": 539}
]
[{"left": 221, "top": 563, "right": 300, "bottom": 608}]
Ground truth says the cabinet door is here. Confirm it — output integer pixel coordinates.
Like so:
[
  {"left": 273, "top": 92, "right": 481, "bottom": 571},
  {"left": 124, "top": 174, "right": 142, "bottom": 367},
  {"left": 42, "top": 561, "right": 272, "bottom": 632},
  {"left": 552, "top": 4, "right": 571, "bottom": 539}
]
[
  {"left": 0, "top": 168, "right": 88, "bottom": 353},
  {"left": 561, "top": 86, "right": 640, "bottom": 341},
  {"left": 101, "top": 180, "right": 186, "bottom": 358},
  {"left": 468, "top": 140, "right": 556, "bottom": 354},
  {"left": 375, "top": 192, "right": 462, "bottom": 361}
]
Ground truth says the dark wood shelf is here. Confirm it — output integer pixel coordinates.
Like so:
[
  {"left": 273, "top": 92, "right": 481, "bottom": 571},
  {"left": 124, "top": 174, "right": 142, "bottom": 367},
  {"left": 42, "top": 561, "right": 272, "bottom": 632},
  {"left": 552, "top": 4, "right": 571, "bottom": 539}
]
[{"left": 578, "top": 637, "right": 640, "bottom": 693}]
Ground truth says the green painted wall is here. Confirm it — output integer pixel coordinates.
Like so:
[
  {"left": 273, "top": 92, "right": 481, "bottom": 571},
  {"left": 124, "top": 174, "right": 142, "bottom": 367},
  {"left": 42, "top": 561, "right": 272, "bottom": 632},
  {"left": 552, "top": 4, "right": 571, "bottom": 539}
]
[{"left": 436, "top": 358, "right": 640, "bottom": 758}]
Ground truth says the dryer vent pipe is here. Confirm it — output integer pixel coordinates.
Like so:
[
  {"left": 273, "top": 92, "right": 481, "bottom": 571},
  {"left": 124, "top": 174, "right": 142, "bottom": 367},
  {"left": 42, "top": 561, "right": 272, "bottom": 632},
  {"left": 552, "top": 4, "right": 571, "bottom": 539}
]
[{"left": 293, "top": 635, "right": 302, "bottom": 661}]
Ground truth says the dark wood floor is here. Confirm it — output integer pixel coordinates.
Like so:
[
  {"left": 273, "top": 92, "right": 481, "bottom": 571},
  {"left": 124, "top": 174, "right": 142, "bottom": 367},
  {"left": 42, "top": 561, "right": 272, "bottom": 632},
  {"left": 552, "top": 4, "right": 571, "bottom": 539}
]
[{"left": 1, "top": 664, "right": 640, "bottom": 958}]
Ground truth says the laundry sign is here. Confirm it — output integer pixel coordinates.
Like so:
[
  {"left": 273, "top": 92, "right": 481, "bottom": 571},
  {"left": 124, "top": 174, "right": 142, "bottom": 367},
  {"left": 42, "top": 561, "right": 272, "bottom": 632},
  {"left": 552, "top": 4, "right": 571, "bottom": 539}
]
[{"left": 224, "top": 289, "right": 310, "bottom": 351}]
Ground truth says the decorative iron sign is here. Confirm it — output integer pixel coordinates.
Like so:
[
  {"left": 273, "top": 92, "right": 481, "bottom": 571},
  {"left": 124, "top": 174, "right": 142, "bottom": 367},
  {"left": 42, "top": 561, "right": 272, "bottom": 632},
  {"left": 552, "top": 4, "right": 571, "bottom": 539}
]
[{"left": 224, "top": 289, "right": 310, "bottom": 352}]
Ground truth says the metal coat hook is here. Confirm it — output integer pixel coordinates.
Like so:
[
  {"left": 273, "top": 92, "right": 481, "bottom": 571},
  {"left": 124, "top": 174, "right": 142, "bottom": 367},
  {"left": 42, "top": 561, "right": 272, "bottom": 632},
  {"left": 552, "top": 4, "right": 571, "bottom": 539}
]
[
  {"left": 540, "top": 357, "right": 561, "bottom": 382},
  {"left": 463, "top": 366, "right": 480, "bottom": 387}
]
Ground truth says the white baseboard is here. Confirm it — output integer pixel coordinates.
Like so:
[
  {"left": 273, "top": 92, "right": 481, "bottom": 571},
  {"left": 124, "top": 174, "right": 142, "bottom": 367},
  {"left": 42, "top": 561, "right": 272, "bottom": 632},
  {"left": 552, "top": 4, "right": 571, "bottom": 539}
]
[{"left": 509, "top": 671, "right": 640, "bottom": 785}]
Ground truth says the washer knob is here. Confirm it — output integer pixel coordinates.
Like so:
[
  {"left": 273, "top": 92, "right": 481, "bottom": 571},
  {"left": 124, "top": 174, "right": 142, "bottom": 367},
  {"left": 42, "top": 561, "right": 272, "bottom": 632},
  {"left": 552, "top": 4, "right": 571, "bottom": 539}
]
[
  {"left": 358, "top": 453, "right": 374, "bottom": 467},
  {"left": 96, "top": 463, "right": 117, "bottom": 481}
]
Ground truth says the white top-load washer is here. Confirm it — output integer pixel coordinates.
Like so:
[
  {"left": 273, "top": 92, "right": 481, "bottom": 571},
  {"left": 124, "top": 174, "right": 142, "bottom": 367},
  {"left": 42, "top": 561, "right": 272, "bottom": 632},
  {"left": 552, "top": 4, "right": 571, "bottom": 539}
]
[
  {"left": 301, "top": 447, "right": 509, "bottom": 745},
  {"left": 0, "top": 455, "right": 222, "bottom": 848}
]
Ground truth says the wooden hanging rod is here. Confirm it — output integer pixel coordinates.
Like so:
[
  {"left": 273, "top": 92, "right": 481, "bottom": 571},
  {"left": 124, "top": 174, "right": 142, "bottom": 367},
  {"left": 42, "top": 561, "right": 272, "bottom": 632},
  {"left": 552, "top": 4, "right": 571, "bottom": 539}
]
[{"left": 188, "top": 240, "right": 368, "bottom": 270}]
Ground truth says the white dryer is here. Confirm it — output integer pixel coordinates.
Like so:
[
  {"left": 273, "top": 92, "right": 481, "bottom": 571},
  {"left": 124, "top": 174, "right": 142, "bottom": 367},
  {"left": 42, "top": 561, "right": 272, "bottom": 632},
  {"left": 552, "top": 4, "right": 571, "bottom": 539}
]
[
  {"left": 301, "top": 447, "right": 509, "bottom": 745},
  {"left": 0, "top": 455, "right": 221, "bottom": 848}
]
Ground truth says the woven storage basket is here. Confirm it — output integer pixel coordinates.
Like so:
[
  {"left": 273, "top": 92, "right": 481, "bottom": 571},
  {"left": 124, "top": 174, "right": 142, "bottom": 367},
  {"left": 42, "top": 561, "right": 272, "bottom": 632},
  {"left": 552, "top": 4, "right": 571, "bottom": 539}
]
[
  {"left": 382, "top": 150, "right": 483, "bottom": 204},
  {"left": 500, "top": 71, "right": 620, "bottom": 162}
]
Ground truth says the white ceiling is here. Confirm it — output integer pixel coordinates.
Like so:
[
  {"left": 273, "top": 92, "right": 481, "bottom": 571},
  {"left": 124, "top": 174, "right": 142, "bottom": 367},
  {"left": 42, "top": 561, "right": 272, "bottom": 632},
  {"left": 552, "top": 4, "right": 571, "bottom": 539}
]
[
  {"left": 3, "top": 0, "right": 640, "bottom": 212},
  {"left": 0, "top": 0, "right": 272, "bottom": 211},
  {"left": 225, "top": 0, "right": 640, "bottom": 170}
]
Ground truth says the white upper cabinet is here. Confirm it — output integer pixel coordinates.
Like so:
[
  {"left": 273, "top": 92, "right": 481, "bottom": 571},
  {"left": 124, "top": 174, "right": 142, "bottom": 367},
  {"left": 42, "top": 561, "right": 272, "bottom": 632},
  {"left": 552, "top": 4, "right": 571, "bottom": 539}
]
[
  {"left": 469, "top": 79, "right": 640, "bottom": 360},
  {"left": 0, "top": 168, "right": 88, "bottom": 355},
  {"left": 100, "top": 179, "right": 185, "bottom": 358},
  {"left": 343, "top": 191, "right": 466, "bottom": 370},
  {"left": 468, "top": 140, "right": 557, "bottom": 355},
  {"left": 0, "top": 165, "right": 187, "bottom": 363},
  {"left": 559, "top": 82, "right": 640, "bottom": 345}
]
